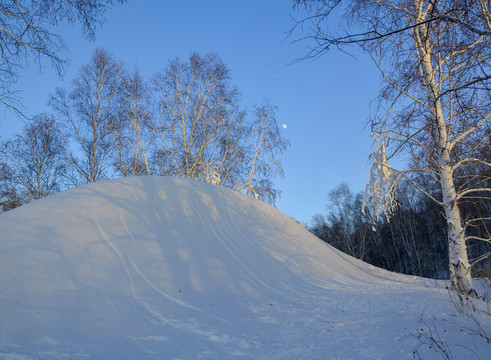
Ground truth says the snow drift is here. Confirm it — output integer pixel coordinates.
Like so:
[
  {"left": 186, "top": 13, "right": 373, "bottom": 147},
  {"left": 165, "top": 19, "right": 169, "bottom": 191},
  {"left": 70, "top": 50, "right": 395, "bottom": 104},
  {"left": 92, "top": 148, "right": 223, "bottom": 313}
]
[{"left": 0, "top": 176, "right": 489, "bottom": 359}]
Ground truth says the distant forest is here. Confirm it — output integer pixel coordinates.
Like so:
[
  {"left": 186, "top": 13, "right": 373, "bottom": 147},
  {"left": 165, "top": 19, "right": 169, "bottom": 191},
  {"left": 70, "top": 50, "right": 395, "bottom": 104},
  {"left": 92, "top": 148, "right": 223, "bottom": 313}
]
[{"left": 308, "top": 181, "right": 490, "bottom": 280}]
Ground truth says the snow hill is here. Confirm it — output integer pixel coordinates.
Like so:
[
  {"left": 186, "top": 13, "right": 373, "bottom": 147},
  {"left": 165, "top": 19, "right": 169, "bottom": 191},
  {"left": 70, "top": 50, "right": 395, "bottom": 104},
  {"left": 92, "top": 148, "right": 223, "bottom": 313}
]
[{"left": 0, "top": 176, "right": 489, "bottom": 359}]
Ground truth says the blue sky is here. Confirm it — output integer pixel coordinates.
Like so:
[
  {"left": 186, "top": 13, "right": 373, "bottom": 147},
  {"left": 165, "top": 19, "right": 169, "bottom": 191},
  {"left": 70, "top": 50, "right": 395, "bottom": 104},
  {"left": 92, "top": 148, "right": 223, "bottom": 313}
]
[{"left": 2, "top": 0, "right": 381, "bottom": 223}]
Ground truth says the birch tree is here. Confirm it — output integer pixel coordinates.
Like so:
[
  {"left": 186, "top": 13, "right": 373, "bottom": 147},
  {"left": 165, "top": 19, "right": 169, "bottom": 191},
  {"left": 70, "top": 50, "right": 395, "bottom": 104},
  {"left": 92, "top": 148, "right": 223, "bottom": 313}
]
[
  {"left": 151, "top": 52, "right": 288, "bottom": 204},
  {"left": 236, "top": 102, "right": 289, "bottom": 205},
  {"left": 3, "top": 114, "right": 67, "bottom": 202},
  {"left": 151, "top": 52, "right": 248, "bottom": 187},
  {"left": 51, "top": 48, "right": 123, "bottom": 185},
  {"left": 0, "top": 141, "right": 22, "bottom": 211},
  {"left": 112, "top": 70, "right": 153, "bottom": 176},
  {"left": 294, "top": 0, "right": 490, "bottom": 296}
]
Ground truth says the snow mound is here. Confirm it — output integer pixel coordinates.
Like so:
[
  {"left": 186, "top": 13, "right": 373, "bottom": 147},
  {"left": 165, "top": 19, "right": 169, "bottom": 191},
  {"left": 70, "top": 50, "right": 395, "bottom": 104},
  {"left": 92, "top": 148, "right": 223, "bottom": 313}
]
[{"left": 0, "top": 176, "right": 489, "bottom": 359}]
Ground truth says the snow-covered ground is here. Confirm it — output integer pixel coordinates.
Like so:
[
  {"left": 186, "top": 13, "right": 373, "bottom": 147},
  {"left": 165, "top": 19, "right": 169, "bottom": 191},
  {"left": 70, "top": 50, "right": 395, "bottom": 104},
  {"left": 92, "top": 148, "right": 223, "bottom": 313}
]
[{"left": 0, "top": 176, "right": 489, "bottom": 359}]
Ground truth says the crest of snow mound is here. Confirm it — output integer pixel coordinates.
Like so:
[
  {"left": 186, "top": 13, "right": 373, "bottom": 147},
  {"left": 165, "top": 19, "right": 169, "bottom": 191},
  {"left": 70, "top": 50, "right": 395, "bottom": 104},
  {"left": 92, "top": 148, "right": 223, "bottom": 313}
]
[{"left": 1, "top": 176, "right": 488, "bottom": 360}]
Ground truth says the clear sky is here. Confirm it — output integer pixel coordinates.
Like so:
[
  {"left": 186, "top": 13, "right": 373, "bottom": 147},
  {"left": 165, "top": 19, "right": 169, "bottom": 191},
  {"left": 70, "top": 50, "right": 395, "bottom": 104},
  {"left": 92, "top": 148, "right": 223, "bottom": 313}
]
[{"left": 2, "top": 0, "right": 381, "bottom": 224}]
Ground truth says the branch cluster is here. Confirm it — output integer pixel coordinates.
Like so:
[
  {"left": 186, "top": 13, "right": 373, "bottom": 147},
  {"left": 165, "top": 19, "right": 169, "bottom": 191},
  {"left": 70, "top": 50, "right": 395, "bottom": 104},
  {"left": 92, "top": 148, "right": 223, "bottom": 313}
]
[{"left": 0, "top": 0, "right": 126, "bottom": 115}]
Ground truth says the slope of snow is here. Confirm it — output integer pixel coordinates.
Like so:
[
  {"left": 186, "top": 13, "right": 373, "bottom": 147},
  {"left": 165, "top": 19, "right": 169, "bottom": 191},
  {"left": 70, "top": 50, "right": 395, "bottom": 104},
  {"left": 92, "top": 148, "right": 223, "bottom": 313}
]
[{"left": 0, "top": 176, "right": 489, "bottom": 359}]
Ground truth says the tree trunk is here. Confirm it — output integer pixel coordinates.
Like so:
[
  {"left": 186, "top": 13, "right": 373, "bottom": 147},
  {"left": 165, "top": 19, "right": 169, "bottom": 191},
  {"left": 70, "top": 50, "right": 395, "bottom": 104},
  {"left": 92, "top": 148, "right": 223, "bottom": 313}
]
[
  {"left": 439, "top": 160, "right": 477, "bottom": 297},
  {"left": 415, "top": 19, "right": 476, "bottom": 297}
]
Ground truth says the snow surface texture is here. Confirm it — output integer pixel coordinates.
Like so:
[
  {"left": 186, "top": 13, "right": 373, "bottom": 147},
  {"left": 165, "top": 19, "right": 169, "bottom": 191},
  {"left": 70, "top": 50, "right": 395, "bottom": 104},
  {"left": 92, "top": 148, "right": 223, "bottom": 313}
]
[{"left": 0, "top": 176, "right": 489, "bottom": 359}]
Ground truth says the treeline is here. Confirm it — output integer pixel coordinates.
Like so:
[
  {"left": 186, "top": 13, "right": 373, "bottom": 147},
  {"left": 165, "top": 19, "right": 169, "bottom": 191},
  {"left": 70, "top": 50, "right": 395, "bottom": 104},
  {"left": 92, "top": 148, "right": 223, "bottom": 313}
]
[
  {"left": 309, "top": 182, "right": 490, "bottom": 279},
  {"left": 0, "top": 49, "right": 288, "bottom": 212}
]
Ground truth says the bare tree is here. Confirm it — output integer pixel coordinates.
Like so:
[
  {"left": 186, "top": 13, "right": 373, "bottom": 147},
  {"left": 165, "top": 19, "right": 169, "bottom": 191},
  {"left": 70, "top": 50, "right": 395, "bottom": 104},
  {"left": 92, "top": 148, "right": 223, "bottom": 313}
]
[
  {"left": 151, "top": 52, "right": 248, "bottom": 186},
  {"left": 151, "top": 52, "right": 288, "bottom": 204},
  {"left": 0, "top": 0, "right": 126, "bottom": 116},
  {"left": 2, "top": 114, "right": 68, "bottom": 203},
  {"left": 329, "top": 183, "right": 361, "bottom": 258},
  {"left": 293, "top": 0, "right": 490, "bottom": 296},
  {"left": 236, "top": 102, "right": 289, "bottom": 205},
  {"left": 112, "top": 70, "right": 153, "bottom": 176},
  {"left": 50, "top": 48, "right": 123, "bottom": 184},
  {"left": 319, "top": 184, "right": 371, "bottom": 261},
  {"left": 0, "top": 141, "right": 22, "bottom": 212}
]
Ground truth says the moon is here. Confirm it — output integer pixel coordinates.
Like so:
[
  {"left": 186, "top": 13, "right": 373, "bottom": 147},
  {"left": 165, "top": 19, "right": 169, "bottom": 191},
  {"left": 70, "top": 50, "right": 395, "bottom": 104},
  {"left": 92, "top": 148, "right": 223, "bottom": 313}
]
[{"left": 282, "top": 124, "right": 287, "bottom": 129}]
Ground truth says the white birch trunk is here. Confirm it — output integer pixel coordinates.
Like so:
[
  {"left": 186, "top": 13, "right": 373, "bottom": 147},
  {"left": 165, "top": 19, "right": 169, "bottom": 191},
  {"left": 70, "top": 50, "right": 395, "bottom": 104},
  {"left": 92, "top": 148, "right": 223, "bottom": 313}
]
[
  {"left": 415, "top": 19, "right": 476, "bottom": 296},
  {"left": 439, "top": 155, "right": 476, "bottom": 296}
]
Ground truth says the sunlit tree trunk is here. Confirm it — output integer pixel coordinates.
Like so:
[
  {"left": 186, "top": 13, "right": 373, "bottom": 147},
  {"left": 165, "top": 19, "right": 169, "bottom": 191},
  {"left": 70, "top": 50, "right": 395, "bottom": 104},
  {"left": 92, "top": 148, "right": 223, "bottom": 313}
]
[{"left": 414, "top": 13, "right": 475, "bottom": 296}]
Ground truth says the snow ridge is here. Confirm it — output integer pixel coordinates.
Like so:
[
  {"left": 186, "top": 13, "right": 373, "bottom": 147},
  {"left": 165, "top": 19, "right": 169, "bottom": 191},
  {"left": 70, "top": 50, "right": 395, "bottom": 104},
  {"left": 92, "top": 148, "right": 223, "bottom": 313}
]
[{"left": 0, "top": 176, "right": 489, "bottom": 359}]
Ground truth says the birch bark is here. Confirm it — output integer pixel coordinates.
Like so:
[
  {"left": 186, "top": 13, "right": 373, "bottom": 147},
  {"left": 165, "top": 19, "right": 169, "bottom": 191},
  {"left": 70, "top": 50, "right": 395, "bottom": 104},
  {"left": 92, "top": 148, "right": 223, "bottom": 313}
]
[{"left": 414, "top": 4, "right": 476, "bottom": 296}]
